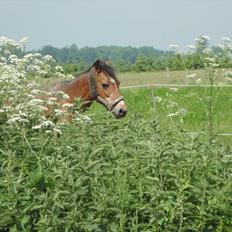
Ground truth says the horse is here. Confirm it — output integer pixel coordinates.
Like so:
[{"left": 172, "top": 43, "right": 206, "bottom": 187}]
[{"left": 48, "top": 59, "right": 127, "bottom": 118}]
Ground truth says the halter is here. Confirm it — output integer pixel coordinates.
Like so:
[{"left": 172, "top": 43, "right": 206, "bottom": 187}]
[{"left": 88, "top": 69, "right": 124, "bottom": 111}]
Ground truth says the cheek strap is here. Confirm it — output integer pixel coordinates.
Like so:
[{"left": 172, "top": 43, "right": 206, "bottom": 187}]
[{"left": 88, "top": 69, "right": 98, "bottom": 98}]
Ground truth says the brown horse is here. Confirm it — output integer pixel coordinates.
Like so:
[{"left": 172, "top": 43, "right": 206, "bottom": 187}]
[{"left": 49, "top": 59, "right": 127, "bottom": 118}]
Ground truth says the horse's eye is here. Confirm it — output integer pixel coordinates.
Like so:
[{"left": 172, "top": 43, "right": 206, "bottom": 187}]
[{"left": 102, "top": 83, "right": 109, "bottom": 89}]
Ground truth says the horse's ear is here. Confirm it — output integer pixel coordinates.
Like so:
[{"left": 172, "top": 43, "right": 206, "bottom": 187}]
[
  {"left": 92, "top": 59, "right": 102, "bottom": 73},
  {"left": 105, "top": 58, "right": 112, "bottom": 66}
]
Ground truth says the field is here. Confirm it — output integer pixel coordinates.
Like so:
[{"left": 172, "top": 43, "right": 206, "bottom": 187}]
[
  {"left": 91, "top": 70, "right": 232, "bottom": 137},
  {"left": 42, "top": 68, "right": 232, "bottom": 137},
  {"left": 118, "top": 69, "right": 229, "bottom": 86},
  {"left": 1, "top": 42, "right": 232, "bottom": 231}
]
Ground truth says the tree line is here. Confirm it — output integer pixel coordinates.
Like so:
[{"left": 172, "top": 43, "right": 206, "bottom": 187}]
[{"left": 31, "top": 36, "right": 232, "bottom": 74}]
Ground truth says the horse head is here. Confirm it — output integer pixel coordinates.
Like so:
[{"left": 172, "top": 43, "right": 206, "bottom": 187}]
[{"left": 89, "top": 59, "right": 127, "bottom": 118}]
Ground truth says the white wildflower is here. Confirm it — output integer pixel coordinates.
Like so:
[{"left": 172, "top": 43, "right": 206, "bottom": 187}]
[
  {"left": 187, "top": 45, "right": 196, "bottom": 50},
  {"left": 167, "top": 112, "right": 177, "bottom": 117},
  {"left": 38, "top": 105, "right": 48, "bottom": 112},
  {"left": 32, "top": 59, "right": 43, "bottom": 66},
  {"left": 48, "top": 97, "right": 57, "bottom": 101},
  {"left": 0, "top": 57, "right": 7, "bottom": 63},
  {"left": 225, "top": 71, "right": 232, "bottom": 78},
  {"left": 195, "top": 35, "right": 210, "bottom": 43},
  {"left": 169, "top": 44, "right": 179, "bottom": 50},
  {"left": 19, "top": 37, "right": 28, "bottom": 45},
  {"left": 56, "top": 91, "right": 70, "bottom": 100},
  {"left": 75, "top": 117, "right": 81, "bottom": 122},
  {"left": 169, "top": 88, "right": 178, "bottom": 92},
  {"left": 44, "top": 55, "right": 54, "bottom": 61},
  {"left": 45, "top": 130, "right": 52, "bottom": 134},
  {"left": 177, "top": 108, "right": 187, "bottom": 116},
  {"left": 167, "top": 101, "right": 178, "bottom": 108},
  {"left": 55, "top": 66, "right": 64, "bottom": 72},
  {"left": 153, "top": 96, "right": 162, "bottom": 103},
  {"left": 81, "top": 115, "right": 92, "bottom": 123},
  {"left": 8, "top": 55, "right": 19, "bottom": 64},
  {"left": 186, "top": 74, "right": 197, "bottom": 79},
  {"left": 23, "top": 53, "right": 41, "bottom": 61},
  {"left": 204, "top": 57, "right": 215, "bottom": 63},
  {"left": 26, "top": 94, "right": 35, "bottom": 99},
  {"left": 225, "top": 77, "right": 232, "bottom": 82},
  {"left": 41, "top": 120, "right": 54, "bottom": 128},
  {"left": 66, "top": 146, "right": 72, "bottom": 151},
  {"left": 203, "top": 48, "right": 213, "bottom": 55},
  {"left": 31, "top": 89, "right": 45, "bottom": 95},
  {"left": 32, "top": 125, "right": 42, "bottom": 130},
  {"left": 38, "top": 70, "right": 47, "bottom": 76},
  {"left": 196, "top": 78, "right": 202, "bottom": 84},
  {"left": 27, "top": 98, "right": 44, "bottom": 106},
  {"left": 221, "top": 37, "right": 231, "bottom": 43},
  {"left": 63, "top": 103, "right": 73, "bottom": 108},
  {"left": 215, "top": 44, "right": 223, "bottom": 49},
  {"left": 62, "top": 93, "right": 70, "bottom": 100},
  {"left": 27, "top": 82, "right": 37, "bottom": 88},
  {"left": 7, "top": 116, "right": 27, "bottom": 124},
  {"left": 169, "top": 44, "right": 180, "bottom": 54},
  {"left": 19, "top": 111, "right": 28, "bottom": 117},
  {"left": 54, "top": 109, "right": 64, "bottom": 117},
  {"left": 53, "top": 128, "right": 62, "bottom": 135}
]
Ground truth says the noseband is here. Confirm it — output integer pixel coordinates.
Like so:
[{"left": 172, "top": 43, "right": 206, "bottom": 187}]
[{"left": 88, "top": 69, "right": 124, "bottom": 111}]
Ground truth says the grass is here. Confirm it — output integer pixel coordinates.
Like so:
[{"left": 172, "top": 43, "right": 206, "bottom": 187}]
[
  {"left": 118, "top": 68, "right": 230, "bottom": 87},
  {"left": 42, "top": 68, "right": 232, "bottom": 138},
  {"left": 90, "top": 86, "right": 232, "bottom": 136},
  {"left": 40, "top": 68, "right": 230, "bottom": 89}
]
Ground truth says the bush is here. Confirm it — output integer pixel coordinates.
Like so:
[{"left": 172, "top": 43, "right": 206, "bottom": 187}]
[{"left": 1, "top": 114, "right": 232, "bottom": 231}]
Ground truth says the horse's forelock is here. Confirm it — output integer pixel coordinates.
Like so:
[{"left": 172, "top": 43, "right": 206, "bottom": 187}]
[{"left": 100, "top": 61, "right": 120, "bottom": 85}]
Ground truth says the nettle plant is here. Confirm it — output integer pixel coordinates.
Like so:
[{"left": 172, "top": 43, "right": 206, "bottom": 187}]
[{"left": 0, "top": 37, "right": 88, "bottom": 135}]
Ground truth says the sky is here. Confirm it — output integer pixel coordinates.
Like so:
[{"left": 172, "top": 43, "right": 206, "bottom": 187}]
[{"left": 0, "top": 0, "right": 232, "bottom": 51}]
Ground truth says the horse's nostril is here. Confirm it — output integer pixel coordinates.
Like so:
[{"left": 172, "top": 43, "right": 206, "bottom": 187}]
[{"left": 119, "top": 108, "right": 127, "bottom": 116}]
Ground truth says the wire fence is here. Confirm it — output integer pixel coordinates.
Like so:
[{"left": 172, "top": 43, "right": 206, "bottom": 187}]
[
  {"left": 121, "top": 83, "right": 232, "bottom": 137},
  {"left": 121, "top": 83, "right": 232, "bottom": 89}
]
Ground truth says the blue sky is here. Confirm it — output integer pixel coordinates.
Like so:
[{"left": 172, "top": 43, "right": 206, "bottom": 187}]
[{"left": 0, "top": 0, "right": 232, "bottom": 50}]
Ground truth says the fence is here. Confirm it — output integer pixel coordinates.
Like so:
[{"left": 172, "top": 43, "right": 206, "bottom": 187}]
[
  {"left": 121, "top": 83, "right": 232, "bottom": 89},
  {"left": 121, "top": 83, "right": 232, "bottom": 137}
]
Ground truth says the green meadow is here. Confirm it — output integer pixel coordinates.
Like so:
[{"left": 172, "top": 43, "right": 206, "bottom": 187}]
[{"left": 91, "top": 70, "right": 232, "bottom": 138}]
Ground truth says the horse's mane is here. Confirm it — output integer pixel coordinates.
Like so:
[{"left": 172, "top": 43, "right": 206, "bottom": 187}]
[{"left": 67, "top": 60, "right": 119, "bottom": 84}]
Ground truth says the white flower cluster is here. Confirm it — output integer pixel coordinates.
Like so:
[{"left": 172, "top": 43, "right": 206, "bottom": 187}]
[
  {"left": 224, "top": 71, "right": 232, "bottom": 83},
  {"left": 195, "top": 35, "right": 210, "bottom": 45},
  {"left": 0, "top": 37, "right": 90, "bottom": 135},
  {"left": 169, "top": 44, "right": 181, "bottom": 54},
  {"left": 220, "top": 37, "right": 232, "bottom": 53},
  {"left": 153, "top": 89, "right": 187, "bottom": 124}
]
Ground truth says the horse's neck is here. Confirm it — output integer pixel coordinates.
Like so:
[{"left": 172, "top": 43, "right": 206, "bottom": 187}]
[{"left": 66, "top": 74, "right": 92, "bottom": 102}]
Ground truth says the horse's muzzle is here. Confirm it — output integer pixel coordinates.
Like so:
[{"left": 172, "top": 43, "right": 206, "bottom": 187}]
[{"left": 112, "top": 100, "right": 128, "bottom": 118}]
